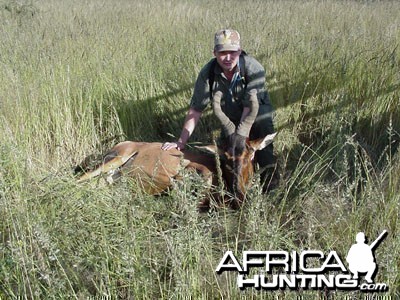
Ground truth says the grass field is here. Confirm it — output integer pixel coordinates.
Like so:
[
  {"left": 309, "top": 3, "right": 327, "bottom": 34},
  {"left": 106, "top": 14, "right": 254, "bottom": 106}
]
[{"left": 0, "top": 0, "right": 399, "bottom": 298}]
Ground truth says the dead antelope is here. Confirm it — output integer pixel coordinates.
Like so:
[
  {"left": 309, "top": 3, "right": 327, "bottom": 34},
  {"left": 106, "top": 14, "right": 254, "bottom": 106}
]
[{"left": 75, "top": 133, "right": 275, "bottom": 210}]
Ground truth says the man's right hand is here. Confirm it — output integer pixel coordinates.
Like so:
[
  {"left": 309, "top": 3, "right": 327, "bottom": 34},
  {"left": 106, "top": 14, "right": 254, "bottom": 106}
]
[{"left": 161, "top": 142, "right": 185, "bottom": 151}]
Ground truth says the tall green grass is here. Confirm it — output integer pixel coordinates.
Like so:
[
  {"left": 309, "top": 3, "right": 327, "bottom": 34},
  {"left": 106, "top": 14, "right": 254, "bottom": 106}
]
[{"left": 1, "top": 0, "right": 399, "bottom": 298}]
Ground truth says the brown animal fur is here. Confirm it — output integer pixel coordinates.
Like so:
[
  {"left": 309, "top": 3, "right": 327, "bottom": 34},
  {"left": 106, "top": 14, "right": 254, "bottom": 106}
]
[
  {"left": 197, "top": 133, "right": 276, "bottom": 209},
  {"left": 76, "top": 133, "right": 276, "bottom": 210}
]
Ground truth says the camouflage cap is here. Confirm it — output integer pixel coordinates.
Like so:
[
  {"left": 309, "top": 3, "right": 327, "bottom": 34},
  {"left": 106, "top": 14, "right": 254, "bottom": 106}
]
[{"left": 214, "top": 29, "right": 241, "bottom": 52}]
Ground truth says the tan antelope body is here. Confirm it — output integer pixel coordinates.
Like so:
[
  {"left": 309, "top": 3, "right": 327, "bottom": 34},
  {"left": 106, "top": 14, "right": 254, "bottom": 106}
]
[
  {"left": 76, "top": 133, "right": 276, "bottom": 209},
  {"left": 78, "top": 142, "right": 187, "bottom": 195}
]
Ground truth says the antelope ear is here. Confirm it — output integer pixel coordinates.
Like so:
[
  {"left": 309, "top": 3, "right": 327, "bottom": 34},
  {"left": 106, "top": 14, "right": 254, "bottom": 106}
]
[
  {"left": 249, "top": 132, "right": 277, "bottom": 151},
  {"left": 249, "top": 149, "right": 256, "bottom": 161}
]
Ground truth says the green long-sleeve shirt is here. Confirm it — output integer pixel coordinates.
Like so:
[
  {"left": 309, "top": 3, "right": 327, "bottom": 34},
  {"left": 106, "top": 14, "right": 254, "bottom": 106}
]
[{"left": 190, "top": 54, "right": 271, "bottom": 137}]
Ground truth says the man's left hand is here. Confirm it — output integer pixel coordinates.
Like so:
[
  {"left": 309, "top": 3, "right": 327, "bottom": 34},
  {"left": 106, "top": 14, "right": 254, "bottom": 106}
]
[{"left": 161, "top": 142, "right": 184, "bottom": 151}]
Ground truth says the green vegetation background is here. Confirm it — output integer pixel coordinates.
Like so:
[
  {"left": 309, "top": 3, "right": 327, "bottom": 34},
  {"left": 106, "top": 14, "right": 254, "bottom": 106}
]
[{"left": 0, "top": 0, "right": 399, "bottom": 298}]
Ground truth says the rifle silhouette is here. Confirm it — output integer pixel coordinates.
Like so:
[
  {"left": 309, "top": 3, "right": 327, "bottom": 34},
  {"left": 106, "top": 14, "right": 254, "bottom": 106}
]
[{"left": 369, "top": 230, "right": 388, "bottom": 250}]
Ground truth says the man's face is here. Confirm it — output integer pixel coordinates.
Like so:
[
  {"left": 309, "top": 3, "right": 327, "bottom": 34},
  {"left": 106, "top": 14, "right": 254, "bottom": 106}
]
[{"left": 214, "top": 50, "right": 241, "bottom": 73}]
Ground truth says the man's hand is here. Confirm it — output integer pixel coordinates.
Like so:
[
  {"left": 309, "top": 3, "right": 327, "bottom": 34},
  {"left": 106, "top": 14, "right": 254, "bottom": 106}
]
[
  {"left": 161, "top": 142, "right": 185, "bottom": 151},
  {"left": 228, "top": 133, "right": 247, "bottom": 155}
]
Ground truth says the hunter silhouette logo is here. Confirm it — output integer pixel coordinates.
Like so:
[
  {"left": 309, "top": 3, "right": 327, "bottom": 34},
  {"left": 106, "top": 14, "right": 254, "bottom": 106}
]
[
  {"left": 215, "top": 230, "right": 389, "bottom": 292},
  {"left": 346, "top": 230, "right": 388, "bottom": 284}
]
